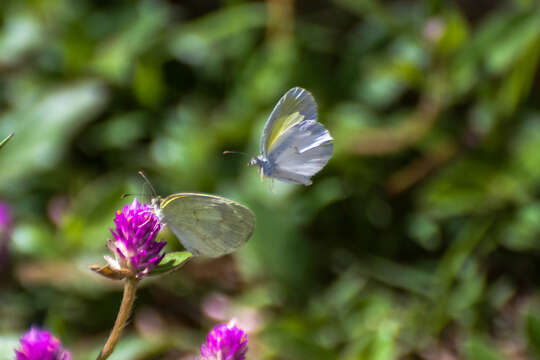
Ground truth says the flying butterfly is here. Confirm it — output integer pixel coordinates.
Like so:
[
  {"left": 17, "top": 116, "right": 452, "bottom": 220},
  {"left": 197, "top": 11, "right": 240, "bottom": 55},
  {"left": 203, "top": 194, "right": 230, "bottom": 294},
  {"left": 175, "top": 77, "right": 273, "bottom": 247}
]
[
  {"left": 139, "top": 172, "right": 255, "bottom": 258},
  {"left": 248, "top": 87, "right": 333, "bottom": 186}
]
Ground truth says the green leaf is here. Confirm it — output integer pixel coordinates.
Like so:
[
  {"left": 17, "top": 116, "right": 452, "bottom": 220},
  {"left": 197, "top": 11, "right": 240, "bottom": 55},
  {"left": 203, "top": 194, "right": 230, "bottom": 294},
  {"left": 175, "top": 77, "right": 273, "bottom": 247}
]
[
  {"left": 168, "top": 3, "right": 267, "bottom": 65},
  {"left": 525, "top": 312, "right": 540, "bottom": 357},
  {"left": 464, "top": 335, "right": 503, "bottom": 360},
  {"left": 0, "top": 133, "right": 13, "bottom": 150},
  {"left": 0, "top": 81, "right": 107, "bottom": 189},
  {"left": 148, "top": 251, "right": 193, "bottom": 276}
]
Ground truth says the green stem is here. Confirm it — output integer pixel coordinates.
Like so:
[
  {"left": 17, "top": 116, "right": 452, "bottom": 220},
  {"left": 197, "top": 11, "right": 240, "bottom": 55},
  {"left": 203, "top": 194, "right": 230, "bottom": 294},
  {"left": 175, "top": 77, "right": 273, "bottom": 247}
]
[
  {"left": 0, "top": 132, "right": 14, "bottom": 150},
  {"left": 96, "top": 277, "right": 139, "bottom": 360}
]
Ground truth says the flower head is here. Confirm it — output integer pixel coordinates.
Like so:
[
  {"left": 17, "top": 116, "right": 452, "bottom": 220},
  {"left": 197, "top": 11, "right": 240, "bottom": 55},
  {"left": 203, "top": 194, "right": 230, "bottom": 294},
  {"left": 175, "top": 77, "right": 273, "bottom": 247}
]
[
  {"left": 14, "top": 326, "right": 71, "bottom": 360},
  {"left": 200, "top": 320, "right": 248, "bottom": 360},
  {"left": 0, "top": 201, "right": 13, "bottom": 234},
  {"left": 0, "top": 201, "right": 13, "bottom": 271},
  {"left": 105, "top": 199, "right": 165, "bottom": 278}
]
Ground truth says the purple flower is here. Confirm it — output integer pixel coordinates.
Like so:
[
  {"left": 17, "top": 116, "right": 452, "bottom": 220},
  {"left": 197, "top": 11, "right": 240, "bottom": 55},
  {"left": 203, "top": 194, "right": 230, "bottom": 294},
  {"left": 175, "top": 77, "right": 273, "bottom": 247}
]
[
  {"left": 200, "top": 320, "right": 248, "bottom": 360},
  {"left": 14, "top": 326, "right": 71, "bottom": 360},
  {"left": 105, "top": 199, "right": 166, "bottom": 278},
  {"left": 0, "top": 201, "right": 13, "bottom": 234},
  {"left": 0, "top": 201, "right": 13, "bottom": 271}
]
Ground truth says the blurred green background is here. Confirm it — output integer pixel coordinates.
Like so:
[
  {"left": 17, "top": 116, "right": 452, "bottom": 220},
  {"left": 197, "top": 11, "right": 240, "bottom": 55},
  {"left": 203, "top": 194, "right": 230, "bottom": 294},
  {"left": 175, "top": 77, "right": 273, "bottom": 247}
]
[{"left": 1, "top": 0, "right": 540, "bottom": 359}]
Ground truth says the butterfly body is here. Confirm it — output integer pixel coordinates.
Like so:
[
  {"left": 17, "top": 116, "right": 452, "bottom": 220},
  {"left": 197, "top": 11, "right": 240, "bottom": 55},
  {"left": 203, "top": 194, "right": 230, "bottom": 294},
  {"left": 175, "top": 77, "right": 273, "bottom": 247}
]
[{"left": 250, "top": 87, "right": 333, "bottom": 186}]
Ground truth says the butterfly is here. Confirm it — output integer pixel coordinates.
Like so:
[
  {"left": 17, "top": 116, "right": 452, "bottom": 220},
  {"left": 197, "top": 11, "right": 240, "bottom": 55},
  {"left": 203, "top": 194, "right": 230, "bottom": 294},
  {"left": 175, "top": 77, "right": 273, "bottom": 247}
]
[
  {"left": 249, "top": 87, "right": 333, "bottom": 186},
  {"left": 151, "top": 193, "right": 255, "bottom": 257},
  {"left": 140, "top": 173, "right": 255, "bottom": 257}
]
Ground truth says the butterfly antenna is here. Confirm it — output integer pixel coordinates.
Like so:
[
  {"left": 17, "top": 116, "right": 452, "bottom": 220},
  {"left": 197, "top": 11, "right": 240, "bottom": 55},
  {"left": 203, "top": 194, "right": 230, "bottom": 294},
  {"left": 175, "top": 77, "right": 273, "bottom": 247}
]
[
  {"left": 141, "top": 182, "right": 150, "bottom": 203},
  {"left": 138, "top": 171, "right": 158, "bottom": 198},
  {"left": 223, "top": 150, "right": 248, "bottom": 157},
  {"left": 121, "top": 192, "right": 146, "bottom": 199}
]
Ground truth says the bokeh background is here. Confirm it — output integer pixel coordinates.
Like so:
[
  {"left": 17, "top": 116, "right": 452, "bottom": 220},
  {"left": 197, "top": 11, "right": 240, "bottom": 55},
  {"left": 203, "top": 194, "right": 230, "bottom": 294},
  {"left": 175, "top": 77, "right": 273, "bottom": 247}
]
[{"left": 1, "top": 0, "right": 540, "bottom": 359}]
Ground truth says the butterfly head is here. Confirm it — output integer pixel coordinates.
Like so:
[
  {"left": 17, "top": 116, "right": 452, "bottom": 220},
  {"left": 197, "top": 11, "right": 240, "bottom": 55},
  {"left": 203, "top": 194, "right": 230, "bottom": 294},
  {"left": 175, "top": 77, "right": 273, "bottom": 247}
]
[
  {"left": 150, "top": 197, "right": 160, "bottom": 209},
  {"left": 149, "top": 197, "right": 168, "bottom": 224},
  {"left": 249, "top": 156, "right": 270, "bottom": 182},
  {"left": 248, "top": 156, "right": 265, "bottom": 168}
]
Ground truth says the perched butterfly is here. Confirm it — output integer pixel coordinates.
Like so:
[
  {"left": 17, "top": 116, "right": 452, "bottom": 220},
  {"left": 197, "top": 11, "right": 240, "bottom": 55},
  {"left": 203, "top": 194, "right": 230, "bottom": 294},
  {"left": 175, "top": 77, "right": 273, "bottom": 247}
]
[
  {"left": 249, "top": 87, "right": 333, "bottom": 186},
  {"left": 140, "top": 173, "right": 255, "bottom": 257}
]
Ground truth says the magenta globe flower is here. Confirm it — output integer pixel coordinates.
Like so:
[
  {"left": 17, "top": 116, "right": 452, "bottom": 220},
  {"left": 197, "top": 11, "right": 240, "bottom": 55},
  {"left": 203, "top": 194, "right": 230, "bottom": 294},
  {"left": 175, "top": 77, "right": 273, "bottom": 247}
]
[
  {"left": 0, "top": 201, "right": 13, "bottom": 271},
  {"left": 200, "top": 320, "right": 248, "bottom": 360},
  {"left": 0, "top": 201, "right": 12, "bottom": 232},
  {"left": 14, "top": 327, "right": 71, "bottom": 360},
  {"left": 104, "top": 199, "right": 166, "bottom": 278}
]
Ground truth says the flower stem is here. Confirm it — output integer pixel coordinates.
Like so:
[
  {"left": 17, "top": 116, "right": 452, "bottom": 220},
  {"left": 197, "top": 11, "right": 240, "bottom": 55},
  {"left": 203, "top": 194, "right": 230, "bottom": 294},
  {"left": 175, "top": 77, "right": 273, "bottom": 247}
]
[{"left": 96, "top": 276, "right": 139, "bottom": 360}]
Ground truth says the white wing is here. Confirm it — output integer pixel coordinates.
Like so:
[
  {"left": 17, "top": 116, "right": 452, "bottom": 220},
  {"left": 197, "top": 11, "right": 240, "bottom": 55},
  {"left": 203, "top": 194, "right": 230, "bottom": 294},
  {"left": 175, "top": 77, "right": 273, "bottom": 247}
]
[
  {"left": 160, "top": 193, "right": 255, "bottom": 257},
  {"left": 267, "top": 120, "right": 333, "bottom": 185},
  {"left": 260, "top": 87, "right": 318, "bottom": 156}
]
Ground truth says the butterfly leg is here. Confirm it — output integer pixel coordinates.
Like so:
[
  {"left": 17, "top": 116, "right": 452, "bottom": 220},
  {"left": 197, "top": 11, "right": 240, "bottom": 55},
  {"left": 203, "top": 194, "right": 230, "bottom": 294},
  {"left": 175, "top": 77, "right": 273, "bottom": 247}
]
[
  {"left": 269, "top": 179, "right": 276, "bottom": 193},
  {"left": 259, "top": 167, "right": 264, "bottom": 182}
]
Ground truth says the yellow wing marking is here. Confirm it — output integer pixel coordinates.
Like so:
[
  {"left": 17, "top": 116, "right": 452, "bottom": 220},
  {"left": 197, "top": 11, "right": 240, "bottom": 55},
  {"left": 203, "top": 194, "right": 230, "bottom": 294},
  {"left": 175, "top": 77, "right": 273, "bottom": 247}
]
[
  {"left": 266, "top": 112, "right": 305, "bottom": 152},
  {"left": 160, "top": 193, "right": 224, "bottom": 208}
]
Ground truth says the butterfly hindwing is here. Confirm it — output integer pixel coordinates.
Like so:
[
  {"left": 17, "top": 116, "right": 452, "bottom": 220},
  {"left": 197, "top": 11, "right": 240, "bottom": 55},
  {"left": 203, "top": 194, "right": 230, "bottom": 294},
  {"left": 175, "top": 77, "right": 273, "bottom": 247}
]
[
  {"left": 268, "top": 120, "right": 333, "bottom": 185},
  {"left": 160, "top": 193, "right": 255, "bottom": 257},
  {"left": 260, "top": 87, "right": 318, "bottom": 156}
]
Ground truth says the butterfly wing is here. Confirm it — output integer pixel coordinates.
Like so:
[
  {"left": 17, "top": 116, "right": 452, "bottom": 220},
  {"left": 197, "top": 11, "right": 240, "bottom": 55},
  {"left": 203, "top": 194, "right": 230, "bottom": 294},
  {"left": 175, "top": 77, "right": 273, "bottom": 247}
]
[
  {"left": 267, "top": 119, "right": 333, "bottom": 185},
  {"left": 260, "top": 87, "right": 318, "bottom": 156},
  {"left": 159, "top": 193, "right": 255, "bottom": 257}
]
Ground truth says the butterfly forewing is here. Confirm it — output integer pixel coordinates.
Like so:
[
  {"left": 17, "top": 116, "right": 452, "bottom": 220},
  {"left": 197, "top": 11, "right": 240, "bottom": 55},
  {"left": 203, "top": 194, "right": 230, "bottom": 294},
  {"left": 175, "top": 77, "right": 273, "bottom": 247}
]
[
  {"left": 261, "top": 87, "right": 318, "bottom": 155},
  {"left": 160, "top": 193, "right": 255, "bottom": 257}
]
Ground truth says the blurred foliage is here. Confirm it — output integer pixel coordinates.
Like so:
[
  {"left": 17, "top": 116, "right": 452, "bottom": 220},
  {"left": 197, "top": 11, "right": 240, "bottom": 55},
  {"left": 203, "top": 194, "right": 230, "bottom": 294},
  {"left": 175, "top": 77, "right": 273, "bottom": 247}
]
[{"left": 1, "top": 0, "right": 540, "bottom": 359}]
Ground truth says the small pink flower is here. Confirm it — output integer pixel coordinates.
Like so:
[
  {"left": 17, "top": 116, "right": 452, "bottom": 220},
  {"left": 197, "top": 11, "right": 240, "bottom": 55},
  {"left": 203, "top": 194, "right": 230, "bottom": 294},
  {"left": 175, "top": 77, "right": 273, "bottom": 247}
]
[
  {"left": 0, "top": 201, "right": 13, "bottom": 234},
  {"left": 105, "top": 199, "right": 166, "bottom": 278},
  {"left": 0, "top": 201, "right": 13, "bottom": 271},
  {"left": 14, "top": 327, "right": 71, "bottom": 360},
  {"left": 200, "top": 320, "right": 248, "bottom": 360}
]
